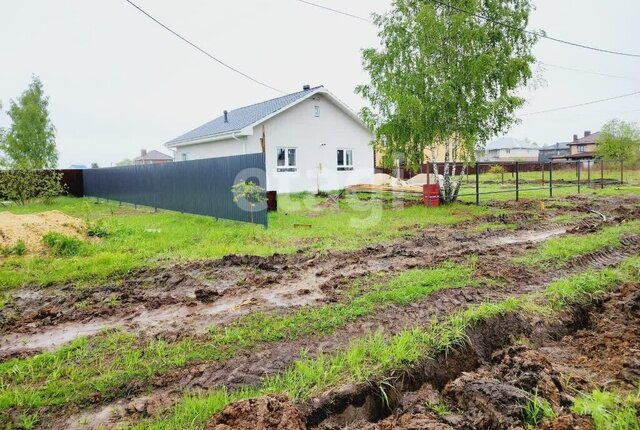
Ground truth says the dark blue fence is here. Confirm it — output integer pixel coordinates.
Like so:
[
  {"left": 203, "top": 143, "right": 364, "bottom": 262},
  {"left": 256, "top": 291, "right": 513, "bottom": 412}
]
[{"left": 83, "top": 154, "right": 267, "bottom": 226}]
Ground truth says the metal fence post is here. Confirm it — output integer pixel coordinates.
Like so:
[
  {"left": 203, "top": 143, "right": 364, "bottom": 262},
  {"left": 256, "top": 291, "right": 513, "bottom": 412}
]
[
  {"left": 601, "top": 159, "right": 604, "bottom": 189},
  {"left": 587, "top": 159, "right": 591, "bottom": 184},
  {"left": 577, "top": 161, "right": 581, "bottom": 194},
  {"left": 515, "top": 161, "right": 520, "bottom": 202},
  {"left": 549, "top": 162, "right": 553, "bottom": 197},
  {"left": 475, "top": 162, "right": 480, "bottom": 206},
  {"left": 620, "top": 159, "right": 624, "bottom": 184}
]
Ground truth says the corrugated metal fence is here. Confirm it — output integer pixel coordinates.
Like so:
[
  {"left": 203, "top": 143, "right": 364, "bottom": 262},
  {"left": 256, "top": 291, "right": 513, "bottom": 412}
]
[{"left": 83, "top": 154, "right": 267, "bottom": 226}]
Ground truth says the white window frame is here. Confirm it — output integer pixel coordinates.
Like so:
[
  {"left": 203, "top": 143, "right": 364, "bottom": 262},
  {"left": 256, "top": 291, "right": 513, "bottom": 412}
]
[
  {"left": 337, "top": 148, "right": 354, "bottom": 171},
  {"left": 576, "top": 144, "right": 587, "bottom": 153},
  {"left": 277, "top": 147, "right": 297, "bottom": 172}
]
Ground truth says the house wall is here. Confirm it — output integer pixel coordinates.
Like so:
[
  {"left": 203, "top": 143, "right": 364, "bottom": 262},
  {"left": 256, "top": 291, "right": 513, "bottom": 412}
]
[
  {"left": 570, "top": 143, "right": 597, "bottom": 156},
  {"left": 174, "top": 94, "right": 374, "bottom": 193},
  {"left": 480, "top": 147, "right": 539, "bottom": 161}
]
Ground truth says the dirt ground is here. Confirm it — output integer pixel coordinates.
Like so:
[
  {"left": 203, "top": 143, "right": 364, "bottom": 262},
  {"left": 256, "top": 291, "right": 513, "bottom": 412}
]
[
  {"left": 0, "top": 210, "right": 86, "bottom": 253},
  {"left": 1, "top": 194, "right": 639, "bottom": 429}
]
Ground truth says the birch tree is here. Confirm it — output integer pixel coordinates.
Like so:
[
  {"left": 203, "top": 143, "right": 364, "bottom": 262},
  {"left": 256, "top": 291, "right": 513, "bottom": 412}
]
[{"left": 358, "top": 0, "right": 537, "bottom": 203}]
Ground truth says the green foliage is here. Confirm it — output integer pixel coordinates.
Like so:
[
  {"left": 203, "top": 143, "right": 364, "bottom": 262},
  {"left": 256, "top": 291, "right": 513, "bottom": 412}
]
[
  {"left": 0, "top": 76, "right": 57, "bottom": 169},
  {"left": 115, "top": 158, "right": 133, "bottom": 166},
  {"left": 2, "top": 240, "right": 27, "bottom": 256},
  {"left": 0, "top": 169, "right": 66, "bottom": 205},
  {"left": 522, "top": 390, "right": 556, "bottom": 426},
  {"left": 572, "top": 388, "right": 640, "bottom": 430},
  {"left": 357, "top": 0, "right": 537, "bottom": 202},
  {"left": 488, "top": 165, "right": 506, "bottom": 183},
  {"left": 42, "top": 232, "right": 83, "bottom": 257},
  {"left": 87, "top": 219, "right": 110, "bottom": 238},
  {"left": 597, "top": 119, "right": 640, "bottom": 163}
]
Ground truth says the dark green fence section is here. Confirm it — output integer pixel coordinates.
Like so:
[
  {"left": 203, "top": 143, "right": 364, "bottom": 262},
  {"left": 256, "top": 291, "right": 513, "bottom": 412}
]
[{"left": 83, "top": 154, "right": 267, "bottom": 226}]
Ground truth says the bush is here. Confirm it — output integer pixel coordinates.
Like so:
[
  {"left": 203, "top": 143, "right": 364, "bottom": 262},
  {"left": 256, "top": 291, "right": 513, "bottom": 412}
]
[
  {"left": 87, "top": 220, "right": 110, "bottom": 238},
  {"left": 2, "top": 240, "right": 27, "bottom": 256},
  {"left": 488, "top": 165, "right": 506, "bottom": 183},
  {"left": 0, "top": 169, "right": 66, "bottom": 205},
  {"left": 42, "top": 232, "right": 83, "bottom": 257}
]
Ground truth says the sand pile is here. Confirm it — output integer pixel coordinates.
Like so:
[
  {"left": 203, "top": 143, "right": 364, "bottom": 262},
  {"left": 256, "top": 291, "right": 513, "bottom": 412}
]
[{"left": 0, "top": 210, "right": 86, "bottom": 253}]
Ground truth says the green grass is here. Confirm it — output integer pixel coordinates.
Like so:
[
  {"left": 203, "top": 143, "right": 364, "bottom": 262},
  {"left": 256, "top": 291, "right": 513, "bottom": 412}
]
[
  {"left": 42, "top": 232, "right": 84, "bottom": 257},
  {"left": 522, "top": 389, "right": 556, "bottom": 427},
  {"left": 0, "top": 263, "right": 474, "bottom": 421},
  {"left": 128, "top": 258, "right": 639, "bottom": 430},
  {"left": 515, "top": 221, "right": 640, "bottom": 268},
  {"left": 0, "top": 195, "right": 490, "bottom": 290},
  {"left": 572, "top": 387, "right": 640, "bottom": 430}
]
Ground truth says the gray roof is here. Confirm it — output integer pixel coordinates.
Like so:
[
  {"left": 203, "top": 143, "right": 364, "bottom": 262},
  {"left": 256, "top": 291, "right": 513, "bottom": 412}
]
[
  {"left": 540, "top": 142, "right": 571, "bottom": 151},
  {"left": 135, "top": 150, "right": 172, "bottom": 161},
  {"left": 486, "top": 137, "right": 539, "bottom": 151},
  {"left": 167, "top": 86, "right": 324, "bottom": 146}
]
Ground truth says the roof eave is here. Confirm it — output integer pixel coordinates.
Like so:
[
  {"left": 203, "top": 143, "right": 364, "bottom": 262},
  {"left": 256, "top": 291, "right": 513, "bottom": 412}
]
[{"left": 165, "top": 127, "right": 253, "bottom": 148}]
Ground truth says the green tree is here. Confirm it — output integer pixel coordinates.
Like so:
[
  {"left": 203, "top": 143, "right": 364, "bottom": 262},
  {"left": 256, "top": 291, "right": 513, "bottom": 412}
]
[
  {"left": 0, "top": 76, "right": 57, "bottom": 169},
  {"left": 115, "top": 158, "right": 133, "bottom": 167},
  {"left": 357, "top": 0, "right": 537, "bottom": 203},
  {"left": 596, "top": 119, "right": 640, "bottom": 163}
]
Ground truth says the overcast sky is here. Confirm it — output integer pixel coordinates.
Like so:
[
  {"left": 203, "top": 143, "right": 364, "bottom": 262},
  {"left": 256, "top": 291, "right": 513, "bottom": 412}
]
[{"left": 0, "top": 0, "right": 639, "bottom": 168}]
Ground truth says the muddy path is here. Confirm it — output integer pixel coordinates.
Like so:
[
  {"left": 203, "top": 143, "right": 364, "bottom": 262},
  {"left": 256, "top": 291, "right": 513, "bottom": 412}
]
[
  {"left": 4, "top": 192, "right": 637, "bottom": 357},
  {"left": 208, "top": 281, "right": 640, "bottom": 430},
  {"left": 56, "top": 233, "right": 640, "bottom": 430}
]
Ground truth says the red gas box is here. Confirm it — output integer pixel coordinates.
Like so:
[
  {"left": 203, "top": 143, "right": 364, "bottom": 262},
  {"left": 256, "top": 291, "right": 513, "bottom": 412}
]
[{"left": 423, "top": 184, "right": 440, "bottom": 207}]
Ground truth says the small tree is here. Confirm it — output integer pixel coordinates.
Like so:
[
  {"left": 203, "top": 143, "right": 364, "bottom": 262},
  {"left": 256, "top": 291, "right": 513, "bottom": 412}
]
[
  {"left": 231, "top": 180, "right": 266, "bottom": 224},
  {"left": 488, "top": 165, "right": 505, "bottom": 184},
  {"left": 358, "top": 0, "right": 538, "bottom": 203},
  {"left": 115, "top": 158, "right": 133, "bottom": 167},
  {"left": 0, "top": 170, "right": 66, "bottom": 205},
  {"left": 597, "top": 119, "right": 640, "bottom": 163},
  {"left": 0, "top": 76, "right": 57, "bottom": 169}
]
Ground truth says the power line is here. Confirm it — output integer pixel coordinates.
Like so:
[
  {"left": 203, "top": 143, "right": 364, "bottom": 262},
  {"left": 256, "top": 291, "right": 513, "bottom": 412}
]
[
  {"left": 294, "top": 0, "right": 640, "bottom": 58},
  {"left": 427, "top": 0, "right": 640, "bottom": 58},
  {"left": 540, "top": 62, "right": 639, "bottom": 81},
  {"left": 294, "top": 0, "right": 372, "bottom": 22},
  {"left": 519, "top": 90, "right": 640, "bottom": 116},
  {"left": 124, "top": 0, "right": 285, "bottom": 94}
]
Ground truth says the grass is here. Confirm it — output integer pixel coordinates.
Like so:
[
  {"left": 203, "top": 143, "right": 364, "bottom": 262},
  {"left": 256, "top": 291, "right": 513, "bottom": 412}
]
[
  {"left": 515, "top": 221, "right": 640, "bottom": 268},
  {"left": 0, "top": 262, "right": 474, "bottom": 420},
  {"left": 0, "top": 194, "right": 490, "bottom": 290},
  {"left": 572, "top": 387, "right": 640, "bottom": 430},
  {"left": 522, "top": 389, "right": 556, "bottom": 427},
  {"left": 128, "top": 258, "right": 639, "bottom": 430},
  {"left": 42, "top": 232, "right": 83, "bottom": 257}
]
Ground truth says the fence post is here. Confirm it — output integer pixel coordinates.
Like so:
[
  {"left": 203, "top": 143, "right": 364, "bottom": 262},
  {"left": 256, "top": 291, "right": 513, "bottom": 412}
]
[
  {"left": 577, "top": 161, "right": 581, "bottom": 194},
  {"left": 515, "top": 161, "right": 520, "bottom": 202},
  {"left": 620, "top": 159, "right": 624, "bottom": 184},
  {"left": 541, "top": 163, "right": 545, "bottom": 184},
  {"left": 587, "top": 159, "right": 591, "bottom": 184},
  {"left": 601, "top": 159, "right": 604, "bottom": 189},
  {"left": 475, "top": 162, "right": 480, "bottom": 206},
  {"left": 549, "top": 162, "right": 553, "bottom": 197}
]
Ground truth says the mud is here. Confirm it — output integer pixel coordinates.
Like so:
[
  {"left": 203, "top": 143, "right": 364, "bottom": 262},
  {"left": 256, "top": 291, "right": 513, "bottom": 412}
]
[{"left": 301, "top": 281, "right": 640, "bottom": 430}]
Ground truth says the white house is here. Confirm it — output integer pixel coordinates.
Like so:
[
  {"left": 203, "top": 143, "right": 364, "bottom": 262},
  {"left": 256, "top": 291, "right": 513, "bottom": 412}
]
[
  {"left": 476, "top": 137, "right": 540, "bottom": 162},
  {"left": 165, "top": 85, "right": 375, "bottom": 194}
]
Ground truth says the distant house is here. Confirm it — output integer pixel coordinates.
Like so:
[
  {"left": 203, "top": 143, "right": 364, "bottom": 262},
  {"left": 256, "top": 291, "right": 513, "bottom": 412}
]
[
  {"left": 538, "top": 142, "right": 571, "bottom": 163},
  {"left": 69, "top": 164, "right": 88, "bottom": 169},
  {"left": 476, "top": 137, "right": 540, "bottom": 162},
  {"left": 165, "top": 85, "right": 374, "bottom": 194},
  {"left": 134, "top": 149, "right": 173, "bottom": 165},
  {"left": 563, "top": 131, "right": 600, "bottom": 160}
]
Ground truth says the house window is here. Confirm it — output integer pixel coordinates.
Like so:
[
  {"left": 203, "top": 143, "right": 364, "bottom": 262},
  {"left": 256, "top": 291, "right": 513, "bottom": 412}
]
[
  {"left": 314, "top": 105, "right": 320, "bottom": 117},
  {"left": 505, "top": 148, "right": 511, "bottom": 154},
  {"left": 277, "top": 147, "right": 297, "bottom": 172},
  {"left": 576, "top": 144, "right": 587, "bottom": 153},
  {"left": 337, "top": 149, "right": 354, "bottom": 171},
  {"left": 181, "top": 153, "right": 188, "bottom": 161}
]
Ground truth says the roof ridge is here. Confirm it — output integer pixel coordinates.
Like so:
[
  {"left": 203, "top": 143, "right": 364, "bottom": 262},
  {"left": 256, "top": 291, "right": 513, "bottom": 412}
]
[{"left": 228, "top": 86, "right": 323, "bottom": 113}]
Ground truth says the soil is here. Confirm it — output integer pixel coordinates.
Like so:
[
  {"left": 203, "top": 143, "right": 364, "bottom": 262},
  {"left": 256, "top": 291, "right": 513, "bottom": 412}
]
[
  {"left": 2, "top": 193, "right": 640, "bottom": 429},
  {"left": 0, "top": 210, "right": 86, "bottom": 253}
]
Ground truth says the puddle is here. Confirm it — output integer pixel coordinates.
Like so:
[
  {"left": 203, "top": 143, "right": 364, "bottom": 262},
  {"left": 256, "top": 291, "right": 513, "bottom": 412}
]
[{"left": 485, "top": 228, "right": 566, "bottom": 246}]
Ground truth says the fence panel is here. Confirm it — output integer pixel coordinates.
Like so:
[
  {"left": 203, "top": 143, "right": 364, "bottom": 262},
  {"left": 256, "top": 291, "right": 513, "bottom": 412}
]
[{"left": 83, "top": 154, "right": 267, "bottom": 226}]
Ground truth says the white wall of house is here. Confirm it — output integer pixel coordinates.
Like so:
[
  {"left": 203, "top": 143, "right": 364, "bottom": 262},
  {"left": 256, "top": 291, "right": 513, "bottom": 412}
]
[
  {"left": 173, "top": 94, "right": 374, "bottom": 193},
  {"left": 485, "top": 148, "right": 539, "bottom": 161}
]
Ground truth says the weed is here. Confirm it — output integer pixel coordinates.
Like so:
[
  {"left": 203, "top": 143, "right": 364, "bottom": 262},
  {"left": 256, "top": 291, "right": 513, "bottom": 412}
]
[
  {"left": 522, "top": 389, "right": 556, "bottom": 426},
  {"left": 426, "top": 399, "right": 451, "bottom": 416},
  {"left": 42, "top": 232, "right": 83, "bottom": 257},
  {"left": 87, "top": 219, "right": 110, "bottom": 238},
  {"left": 2, "top": 240, "right": 27, "bottom": 256},
  {"left": 572, "top": 388, "right": 640, "bottom": 430}
]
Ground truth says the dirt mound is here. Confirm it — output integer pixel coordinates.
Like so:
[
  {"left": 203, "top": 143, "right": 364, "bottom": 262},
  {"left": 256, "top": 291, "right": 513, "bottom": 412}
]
[
  {"left": 205, "top": 395, "right": 306, "bottom": 430},
  {"left": 0, "top": 210, "right": 85, "bottom": 253}
]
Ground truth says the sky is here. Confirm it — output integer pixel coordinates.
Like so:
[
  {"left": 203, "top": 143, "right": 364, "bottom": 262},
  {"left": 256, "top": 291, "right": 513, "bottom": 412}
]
[{"left": 0, "top": 0, "right": 639, "bottom": 168}]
